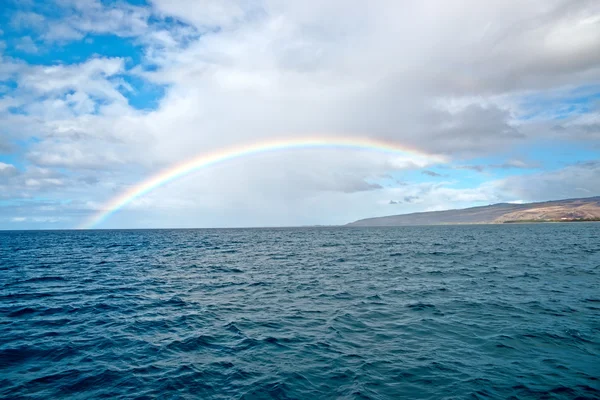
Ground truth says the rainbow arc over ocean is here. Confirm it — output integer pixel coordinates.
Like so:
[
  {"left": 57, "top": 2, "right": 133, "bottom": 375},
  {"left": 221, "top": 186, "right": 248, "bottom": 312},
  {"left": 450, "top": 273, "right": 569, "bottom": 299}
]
[{"left": 80, "top": 136, "right": 445, "bottom": 229}]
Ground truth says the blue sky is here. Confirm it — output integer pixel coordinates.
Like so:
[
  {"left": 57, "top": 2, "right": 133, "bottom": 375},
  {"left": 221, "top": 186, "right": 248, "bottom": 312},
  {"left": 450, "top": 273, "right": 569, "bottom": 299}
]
[{"left": 0, "top": 0, "right": 599, "bottom": 229}]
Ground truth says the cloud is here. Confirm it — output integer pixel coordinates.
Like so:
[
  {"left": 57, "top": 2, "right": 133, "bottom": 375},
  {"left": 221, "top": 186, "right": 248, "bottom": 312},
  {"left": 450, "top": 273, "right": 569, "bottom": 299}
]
[
  {"left": 1, "top": 0, "right": 600, "bottom": 228},
  {"left": 550, "top": 111, "right": 600, "bottom": 144},
  {"left": 495, "top": 161, "right": 600, "bottom": 201},
  {"left": 489, "top": 159, "right": 540, "bottom": 169},
  {"left": 387, "top": 195, "right": 421, "bottom": 205},
  {"left": 0, "top": 162, "right": 18, "bottom": 178},
  {"left": 18, "top": 57, "right": 126, "bottom": 99},
  {"left": 11, "top": 1, "right": 150, "bottom": 42},
  {"left": 8, "top": 216, "right": 65, "bottom": 224},
  {"left": 15, "top": 36, "right": 39, "bottom": 53},
  {"left": 150, "top": 0, "right": 249, "bottom": 28},
  {"left": 422, "top": 170, "right": 443, "bottom": 177},
  {"left": 11, "top": 12, "right": 46, "bottom": 31},
  {"left": 450, "top": 159, "right": 540, "bottom": 173},
  {"left": 415, "top": 105, "right": 523, "bottom": 156},
  {"left": 0, "top": 137, "right": 13, "bottom": 153},
  {"left": 0, "top": 166, "right": 73, "bottom": 198},
  {"left": 451, "top": 165, "right": 485, "bottom": 173}
]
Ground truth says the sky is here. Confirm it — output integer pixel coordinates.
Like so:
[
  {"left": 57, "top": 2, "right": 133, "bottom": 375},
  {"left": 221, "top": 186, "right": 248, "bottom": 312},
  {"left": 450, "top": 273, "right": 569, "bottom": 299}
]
[{"left": 0, "top": 0, "right": 599, "bottom": 229}]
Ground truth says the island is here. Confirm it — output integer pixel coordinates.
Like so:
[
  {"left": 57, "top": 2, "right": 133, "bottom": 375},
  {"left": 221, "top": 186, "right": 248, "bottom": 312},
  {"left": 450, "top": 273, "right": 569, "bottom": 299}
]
[{"left": 347, "top": 196, "right": 600, "bottom": 226}]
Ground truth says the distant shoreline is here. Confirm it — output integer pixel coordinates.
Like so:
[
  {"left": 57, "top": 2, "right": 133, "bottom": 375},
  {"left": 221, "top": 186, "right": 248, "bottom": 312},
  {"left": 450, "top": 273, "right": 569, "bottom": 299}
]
[
  {"left": 347, "top": 195, "right": 600, "bottom": 227},
  {"left": 502, "top": 218, "right": 600, "bottom": 224}
]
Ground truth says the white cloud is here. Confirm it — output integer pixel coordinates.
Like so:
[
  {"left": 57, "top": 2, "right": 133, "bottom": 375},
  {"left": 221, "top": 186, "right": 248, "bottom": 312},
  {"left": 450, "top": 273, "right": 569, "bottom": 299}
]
[
  {"left": 150, "top": 0, "right": 249, "bottom": 29},
  {"left": 1, "top": 0, "right": 600, "bottom": 228},
  {"left": 12, "top": 1, "right": 151, "bottom": 42},
  {"left": 11, "top": 12, "right": 46, "bottom": 30},
  {"left": 0, "top": 162, "right": 18, "bottom": 177},
  {"left": 19, "top": 57, "right": 125, "bottom": 97},
  {"left": 26, "top": 139, "right": 130, "bottom": 169},
  {"left": 496, "top": 161, "right": 600, "bottom": 202},
  {"left": 15, "top": 36, "right": 39, "bottom": 53}
]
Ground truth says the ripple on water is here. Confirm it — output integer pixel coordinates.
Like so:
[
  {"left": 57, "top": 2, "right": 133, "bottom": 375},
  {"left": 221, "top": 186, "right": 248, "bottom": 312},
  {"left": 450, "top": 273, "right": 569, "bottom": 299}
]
[{"left": 1, "top": 224, "right": 599, "bottom": 399}]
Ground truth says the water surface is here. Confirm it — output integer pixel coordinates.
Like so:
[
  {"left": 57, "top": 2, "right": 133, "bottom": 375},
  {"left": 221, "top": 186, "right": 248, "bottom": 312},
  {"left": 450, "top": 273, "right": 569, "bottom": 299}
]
[{"left": 1, "top": 224, "right": 599, "bottom": 399}]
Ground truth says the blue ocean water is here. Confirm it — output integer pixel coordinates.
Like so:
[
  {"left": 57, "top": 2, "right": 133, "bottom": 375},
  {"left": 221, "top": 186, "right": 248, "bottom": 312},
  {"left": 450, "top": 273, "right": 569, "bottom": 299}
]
[{"left": 1, "top": 224, "right": 599, "bottom": 399}]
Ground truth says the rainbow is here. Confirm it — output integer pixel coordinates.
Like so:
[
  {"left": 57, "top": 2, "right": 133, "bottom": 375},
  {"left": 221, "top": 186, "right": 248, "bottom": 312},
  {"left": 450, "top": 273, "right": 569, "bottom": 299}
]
[{"left": 80, "top": 136, "right": 445, "bottom": 229}]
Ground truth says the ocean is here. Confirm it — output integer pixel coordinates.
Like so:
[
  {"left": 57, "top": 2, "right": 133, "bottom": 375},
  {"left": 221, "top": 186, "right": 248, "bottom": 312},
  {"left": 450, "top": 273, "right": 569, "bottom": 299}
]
[{"left": 1, "top": 224, "right": 599, "bottom": 399}]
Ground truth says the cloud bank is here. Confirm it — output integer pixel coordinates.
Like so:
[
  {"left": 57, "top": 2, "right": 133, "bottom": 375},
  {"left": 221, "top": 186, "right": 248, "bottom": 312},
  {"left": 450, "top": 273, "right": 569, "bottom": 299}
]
[{"left": 0, "top": 0, "right": 599, "bottom": 228}]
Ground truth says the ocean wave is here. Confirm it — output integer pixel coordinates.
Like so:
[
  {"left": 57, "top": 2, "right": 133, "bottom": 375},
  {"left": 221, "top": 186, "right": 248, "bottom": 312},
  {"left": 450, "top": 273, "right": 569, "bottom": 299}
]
[{"left": 1, "top": 225, "right": 598, "bottom": 399}]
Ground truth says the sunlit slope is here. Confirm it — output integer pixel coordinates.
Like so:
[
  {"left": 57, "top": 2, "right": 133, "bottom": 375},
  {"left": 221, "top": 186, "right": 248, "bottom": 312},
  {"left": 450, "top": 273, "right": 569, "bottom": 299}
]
[{"left": 348, "top": 197, "right": 600, "bottom": 226}]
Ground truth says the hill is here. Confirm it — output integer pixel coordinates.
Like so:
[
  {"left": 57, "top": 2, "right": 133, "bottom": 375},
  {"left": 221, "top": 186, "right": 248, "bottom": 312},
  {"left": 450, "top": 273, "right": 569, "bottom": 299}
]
[{"left": 347, "top": 196, "right": 600, "bottom": 226}]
